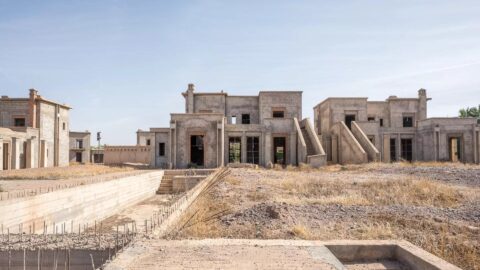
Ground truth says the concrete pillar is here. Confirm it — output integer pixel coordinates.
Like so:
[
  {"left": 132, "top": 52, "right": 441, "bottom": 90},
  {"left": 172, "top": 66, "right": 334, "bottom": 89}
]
[
  {"left": 25, "top": 139, "right": 35, "bottom": 168},
  {"left": 0, "top": 140, "right": 3, "bottom": 170},
  {"left": 289, "top": 132, "right": 297, "bottom": 165},
  {"left": 382, "top": 134, "right": 390, "bottom": 163},
  {"left": 241, "top": 132, "right": 247, "bottom": 164},
  {"left": 418, "top": 89, "right": 428, "bottom": 121},
  {"left": 395, "top": 134, "right": 402, "bottom": 161},
  {"left": 264, "top": 132, "right": 272, "bottom": 165},
  {"left": 11, "top": 137, "right": 20, "bottom": 170},
  {"left": 434, "top": 128, "right": 440, "bottom": 161},
  {"left": 40, "top": 140, "right": 47, "bottom": 168},
  {"left": 332, "top": 135, "right": 338, "bottom": 164},
  {"left": 186, "top": 84, "right": 195, "bottom": 113},
  {"left": 474, "top": 128, "right": 479, "bottom": 164}
]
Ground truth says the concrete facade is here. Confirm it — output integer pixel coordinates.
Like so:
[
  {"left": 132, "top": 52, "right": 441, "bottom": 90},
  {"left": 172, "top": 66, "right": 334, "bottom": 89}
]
[
  {"left": 107, "top": 84, "right": 326, "bottom": 169},
  {"left": 314, "top": 89, "right": 480, "bottom": 164},
  {"left": 0, "top": 89, "right": 71, "bottom": 170},
  {"left": 69, "top": 131, "right": 91, "bottom": 163}
]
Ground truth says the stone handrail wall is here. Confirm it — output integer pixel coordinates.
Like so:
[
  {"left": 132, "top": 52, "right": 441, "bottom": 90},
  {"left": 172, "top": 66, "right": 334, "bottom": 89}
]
[
  {"left": 351, "top": 121, "right": 380, "bottom": 162},
  {"left": 293, "top": 118, "right": 307, "bottom": 164},
  {"left": 0, "top": 171, "right": 163, "bottom": 234}
]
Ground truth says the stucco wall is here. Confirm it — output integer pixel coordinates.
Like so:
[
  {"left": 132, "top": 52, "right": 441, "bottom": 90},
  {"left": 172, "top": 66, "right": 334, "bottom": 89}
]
[{"left": 0, "top": 171, "right": 163, "bottom": 233}]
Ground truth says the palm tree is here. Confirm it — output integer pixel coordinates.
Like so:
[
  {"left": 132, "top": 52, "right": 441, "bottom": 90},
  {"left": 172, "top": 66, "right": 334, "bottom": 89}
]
[{"left": 459, "top": 105, "right": 480, "bottom": 118}]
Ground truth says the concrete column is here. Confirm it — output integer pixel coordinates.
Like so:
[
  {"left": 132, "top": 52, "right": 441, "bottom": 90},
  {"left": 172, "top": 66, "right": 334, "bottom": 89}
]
[
  {"left": 241, "top": 132, "right": 247, "bottom": 163},
  {"left": 40, "top": 140, "right": 47, "bottom": 168},
  {"left": 264, "top": 132, "right": 272, "bottom": 165},
  {"left": 0, "top": 140, "right": 3, "bottom": 170},
  {"left": 11, "top": 137, "right": 20, "bottom": 170},
  {"left": 289, "top": 132, "right": 297, "bottom": 165},
  {"left": 396, "top": 134, "right": 401, "bottom": 161},
  {"left": 25, "top": 139, "right": 35, "bottom": 168},
  {"left": 332, "top": 135, "right": 338, "bottom": 164},
  {"left": 474, "top": 129, "right": 479, "bottom": 164},
  {"left": 433, "top": 130, "right": 438, "bottom": 161},
  {"left": 382, "top": 134, "right": 390, "bottom": 163}
]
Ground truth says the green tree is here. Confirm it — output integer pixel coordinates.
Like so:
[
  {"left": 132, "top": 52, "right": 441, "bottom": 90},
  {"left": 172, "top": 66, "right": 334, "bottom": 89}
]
[{"left": 459, "top": 105, "right": 480, "bottom": 118}]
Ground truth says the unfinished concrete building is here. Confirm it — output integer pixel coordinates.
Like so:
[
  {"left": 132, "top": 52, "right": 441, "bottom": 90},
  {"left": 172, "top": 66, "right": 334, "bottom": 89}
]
[
  {"left": 0, "top": 89, "right": 71, "bottom": 170},
  {"left": 314, "top": 89, "right": 480, "bottom": 164},
  {"left": 107, "top": 84, "right": 326, "bottom": 169},
  {"left": 69, "top": 131, "right": 91, "bottom": 163}
]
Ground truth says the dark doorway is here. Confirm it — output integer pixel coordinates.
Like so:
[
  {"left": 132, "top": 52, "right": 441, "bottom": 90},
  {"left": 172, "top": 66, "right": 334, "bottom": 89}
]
[
  {"left": 390, "top": 138, "right": 396, "bottom": 162},
  {"left": 247, "top": 137, "right": 259, "bottom": 164},
  {"left": 228, "top": 137, "right": 241, "bottom": 163},
  {"left": 345, "top": 115, "right": 356, "bottom": 129},
  {"left": 273, "top": 137, "right": 286, "bottom": 165},
  {"left": 2, "top": 143, "right": 8, "bottom": 170},
  {"left": 190, "top": 135, "right": 204, "bottom": 167},
  {"left": 93, "top": 154, "right": 104, "bottom": 163},
  {"left": 449, "top": 137, "right": 461, "bottom": 162},
  {"left": 401, "top": 139, "right": 413, "bottom": 161},
  {"left": 76, "top": 152, "right": 82, "bottom": 163}
]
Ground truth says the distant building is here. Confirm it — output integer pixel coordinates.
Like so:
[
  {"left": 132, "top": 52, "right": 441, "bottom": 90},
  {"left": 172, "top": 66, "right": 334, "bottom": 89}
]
[
  {"left": 0, "top": 89, "right": 71, "bottom": 170},
  {"left": 314, "top": 89, "right": 480, "bottom": 164},
  {"left": 90, "top": 146, "right": 104, "bottom": 164},
  {"left": 105, "top": 84, "right": 326, "bottom": 168},
  {"left": 69, "top": 131, "right": 91, "bottom": 163}
]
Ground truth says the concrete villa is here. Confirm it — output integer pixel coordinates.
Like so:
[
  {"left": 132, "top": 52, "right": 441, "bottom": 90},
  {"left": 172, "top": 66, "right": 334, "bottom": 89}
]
[
  {"left": 0, "top": 89, "right": 71, "bottom": 170},
  {"left": 105, "top": 84, "right": 326, "bottom": 169},
  {"left": 104, "top": 84, "right": 480, "bottom": 168}
]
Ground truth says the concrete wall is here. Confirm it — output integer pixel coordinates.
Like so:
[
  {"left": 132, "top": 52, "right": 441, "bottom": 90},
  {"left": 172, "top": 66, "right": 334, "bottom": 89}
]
[
  {"left": 154, "top": 130, "right": 171, "bottom": 168},
  {"left": 259, "top": 92, "right": 302, "bottom": 124},
  {"left": 193, "top": 93, "right": 226, "bottom": 114},
  {"left": 0, "top": 171, "right": 163, "bottom": 233},
  {"left": 351, "top": 121, "right": 380, "bottom": 162},
  {"left": 38, "top": 102, "right": 55, "bottom": 167},
  {"left": 226, "top": 96, "right": 260, "bottom": 124},
  {"left": 0, "top": 99, "right": 31, "bottom": 127},
  {"left": 104, "top": 146, "right": 152, "bottom": 165}
]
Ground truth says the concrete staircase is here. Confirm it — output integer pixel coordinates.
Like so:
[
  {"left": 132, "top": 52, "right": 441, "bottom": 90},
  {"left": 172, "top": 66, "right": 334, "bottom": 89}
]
[
  {"left": 301, "top": 127, "right": 315, "bottom": 156},
  {"left": 157, "top": 169, "right": 216, "bottom": 194},
  {"left": 295, "top": 118, "right": 327, "bottom": 167}
]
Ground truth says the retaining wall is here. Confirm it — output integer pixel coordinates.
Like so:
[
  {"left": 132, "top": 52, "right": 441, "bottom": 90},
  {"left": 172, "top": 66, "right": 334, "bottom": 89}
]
[{"left": 0, "top": 171, "right": 163, "bottom": 233}]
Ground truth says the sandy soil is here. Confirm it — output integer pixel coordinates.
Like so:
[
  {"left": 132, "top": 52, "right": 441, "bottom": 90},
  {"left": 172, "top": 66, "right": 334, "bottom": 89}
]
[{"left": 172, "top": 163, "right": 480, "bottom": 270}]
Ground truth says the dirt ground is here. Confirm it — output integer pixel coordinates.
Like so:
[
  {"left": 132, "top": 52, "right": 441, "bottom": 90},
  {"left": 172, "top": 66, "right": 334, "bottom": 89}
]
[{"left": 172, "top": 162, "right": 480, "bottom": 270}]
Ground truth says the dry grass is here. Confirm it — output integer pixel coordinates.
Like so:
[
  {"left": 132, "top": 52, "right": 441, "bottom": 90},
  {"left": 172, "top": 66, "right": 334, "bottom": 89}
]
[
  {"left": 290, "top": 225, "right": 311, "bottom": 239},
  {"left": 0, "top": 164, "right": 135, "bottom": 180},
  {"left": 173, "top": 165, "right": 480, "bottom": 269},
  {"left": 360, "top": 178, "right": 462, "bottom": 207},
  {"left": 275, "top": 175, "right": 462, "bottom": 208},
  {"left": 174, "top": 191, "right": 233, "bottom": 238}
]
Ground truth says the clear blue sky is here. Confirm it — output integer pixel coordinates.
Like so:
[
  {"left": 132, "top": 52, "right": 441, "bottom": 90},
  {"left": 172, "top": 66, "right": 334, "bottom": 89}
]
[{"left": 1, "top": 1, "right": 479, "bottom": 144}]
